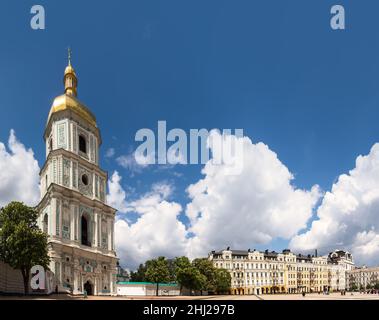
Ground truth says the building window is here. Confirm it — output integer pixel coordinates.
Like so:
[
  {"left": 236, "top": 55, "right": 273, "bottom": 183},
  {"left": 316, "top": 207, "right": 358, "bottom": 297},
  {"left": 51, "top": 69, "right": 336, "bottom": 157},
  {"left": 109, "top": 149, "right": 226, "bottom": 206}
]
[
  {"left": 82, "top": 174, "right": 89, "bottom": 186},
  {"left": 81, "top": 215, "right": 90, "bottom": 247},
  {"left": 79, "top": 135, "right": 87, "bottom": 154},
  {"left": 43, "top": 213, "right": 48, "bottom": 234}
]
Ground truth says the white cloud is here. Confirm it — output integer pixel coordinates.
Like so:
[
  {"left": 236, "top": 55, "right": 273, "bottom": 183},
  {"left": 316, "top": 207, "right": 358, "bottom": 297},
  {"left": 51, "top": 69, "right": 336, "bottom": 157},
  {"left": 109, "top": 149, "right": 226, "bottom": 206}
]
[
  {"left": 107, "top": 171, "right": 128, "bottom": 213},
  {"left": 116, "top": 151, "right": 152, "bottom": 175},
  {"left": 113, "top": 180, "right": 188, "bottom": 269},
  {"left": 0, "top": 130, "right": 40, "bottom": 207},
  {"left": 112, "top": 132, "right": 321, "bottom": 269},
  {"left": 290, "top": 143, "right": 379, "bottom": 266},
  {"left": 105, "top": 148, "right": 115, "bottom": 158},
  {"left": 185, "top": 131, "right": 320, "bottom": 258},
  {"left": 111, "top": 132, "right": 379, "bottom": 268}
]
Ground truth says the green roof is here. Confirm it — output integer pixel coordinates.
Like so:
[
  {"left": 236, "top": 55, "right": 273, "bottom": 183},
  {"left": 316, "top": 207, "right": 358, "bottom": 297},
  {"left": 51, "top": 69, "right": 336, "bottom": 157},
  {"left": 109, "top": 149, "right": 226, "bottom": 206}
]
[{"left": 117, "top": 282, "right": 178, "bottom": 287}]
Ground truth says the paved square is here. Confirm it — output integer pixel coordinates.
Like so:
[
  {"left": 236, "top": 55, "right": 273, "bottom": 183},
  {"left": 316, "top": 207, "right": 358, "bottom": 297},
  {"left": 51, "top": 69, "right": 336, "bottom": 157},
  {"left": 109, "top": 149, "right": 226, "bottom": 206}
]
[{"left": 2, "top": 293, "right": 379, "bottom": 300}]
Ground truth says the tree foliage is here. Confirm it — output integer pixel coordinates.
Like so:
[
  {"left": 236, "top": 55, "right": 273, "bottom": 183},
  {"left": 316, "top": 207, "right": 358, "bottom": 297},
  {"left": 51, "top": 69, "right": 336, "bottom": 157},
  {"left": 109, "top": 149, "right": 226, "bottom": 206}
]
[
  {"left": 215, "top": 268, "right": 232, "bottom": 293},
  {"left": 132, "top": 255, "right": 232, "bottom": 296},
  {"left": 130, "top": 263, "right": 147, "bottom": 282},
  {"left": 0, "top": 202, "right": 50, "bottom": 294},
  {"left": 192, "top": 258, "right": 217, "bottom": 293},
  {"left": 145, "top": 256, "right": 171, "bottom": 296},
  {"left": 176, "top": 266, "right": 206, "bottom": 294}
]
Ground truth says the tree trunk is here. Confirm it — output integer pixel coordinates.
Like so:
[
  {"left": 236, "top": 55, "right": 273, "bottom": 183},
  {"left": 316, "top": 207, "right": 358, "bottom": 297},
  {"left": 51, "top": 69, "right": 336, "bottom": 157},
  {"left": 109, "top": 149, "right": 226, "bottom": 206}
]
[
  {"left": 156, "top": 282, "right": 159, "bottom": 296},
  {"left": 21, "top": 268, "right": 30, "bottom": 295}
]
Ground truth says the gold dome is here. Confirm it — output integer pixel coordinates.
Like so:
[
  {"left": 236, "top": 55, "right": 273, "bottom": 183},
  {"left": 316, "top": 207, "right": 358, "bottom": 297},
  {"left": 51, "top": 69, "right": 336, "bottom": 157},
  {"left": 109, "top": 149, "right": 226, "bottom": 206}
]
[
  {"left": 48, "top": 94, "right": 97, "bottom": 128},
  {"left": 47, "top": 49, "right": 97, "bottom": 130}
]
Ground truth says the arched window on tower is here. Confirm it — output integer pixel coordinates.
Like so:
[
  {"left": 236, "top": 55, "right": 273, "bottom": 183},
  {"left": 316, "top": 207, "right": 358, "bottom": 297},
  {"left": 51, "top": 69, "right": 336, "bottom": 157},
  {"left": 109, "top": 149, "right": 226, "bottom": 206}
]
[
  {"left": 81, "top": 215, "right": 91, "bottom": 247},
  {"left": 79, "top": 135, "right": 87, "bottom": 154},
  {"left": 43, "top": 213, "right": 48, "bottom": 234},
  {"left": 49, "top": 138, "right": 53, "bottom": 151}
]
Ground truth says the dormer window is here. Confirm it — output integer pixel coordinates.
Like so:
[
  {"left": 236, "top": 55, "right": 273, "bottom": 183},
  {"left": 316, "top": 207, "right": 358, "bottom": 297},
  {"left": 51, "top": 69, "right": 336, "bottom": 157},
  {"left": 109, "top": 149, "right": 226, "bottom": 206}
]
[{"left": 79, "top": 135, "right": 87, "bottom": 154}]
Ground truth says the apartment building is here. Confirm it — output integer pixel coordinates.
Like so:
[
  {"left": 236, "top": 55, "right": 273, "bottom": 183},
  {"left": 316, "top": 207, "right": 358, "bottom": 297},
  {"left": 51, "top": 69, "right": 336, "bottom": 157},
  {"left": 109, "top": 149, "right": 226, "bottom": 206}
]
[
  {"left": 209, "top": 248, "right": 354, "bottom": 295},
  {"left": 347, "top": 266, "right": 379, "bottom": 290}
]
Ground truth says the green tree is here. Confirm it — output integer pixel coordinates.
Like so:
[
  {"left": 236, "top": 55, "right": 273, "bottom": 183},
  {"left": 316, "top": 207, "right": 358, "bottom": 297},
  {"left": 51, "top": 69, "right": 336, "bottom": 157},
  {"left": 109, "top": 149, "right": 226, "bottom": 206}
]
[
  {"left": 215, "top": 268, "right": 231, "bottom": 294},
  {"left": 176, "top": 266, "right": 206, "bottom": 295},
  {"left": 192, "top": 258, "right": 217, "bottom": 294},
  {"left": 145, "top": 256, "right": 171, "bottom": 296},
  {"left": 130, "top": 263, "right": 147, "bottom": 282},
  {"left": 0, "top": 202, "right": 50, "bottom": 295},
  {"left": 174, "top": 256, "right": 192, "bottom": 270},
  {"left": 167, "top": 259, "right": 177, "bottom": 282},
  {"left": 172, "top": 256, "right": 192, "bottom": 292}
]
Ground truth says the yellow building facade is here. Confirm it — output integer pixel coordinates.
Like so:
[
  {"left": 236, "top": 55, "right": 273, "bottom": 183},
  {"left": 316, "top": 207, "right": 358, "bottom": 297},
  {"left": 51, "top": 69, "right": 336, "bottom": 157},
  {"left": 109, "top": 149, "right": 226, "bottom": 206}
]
[{"left": 209, "top": 248, "right": 354, "bottom": 295}]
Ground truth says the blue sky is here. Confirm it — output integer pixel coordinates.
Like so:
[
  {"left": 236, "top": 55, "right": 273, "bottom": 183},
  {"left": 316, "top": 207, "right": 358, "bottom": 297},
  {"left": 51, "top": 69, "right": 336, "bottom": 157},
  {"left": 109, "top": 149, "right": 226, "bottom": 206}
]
[{"left": 1, "top": 1, "right": 379, "bottom": 267}]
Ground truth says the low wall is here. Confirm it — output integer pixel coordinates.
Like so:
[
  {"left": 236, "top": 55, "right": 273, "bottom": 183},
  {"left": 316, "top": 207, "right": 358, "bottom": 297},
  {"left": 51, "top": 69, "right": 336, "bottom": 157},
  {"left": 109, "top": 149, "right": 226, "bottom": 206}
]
[
  {"left": 117, "top": 282, "right": 180, "bottom": 296},
  {"left": 0, "top": 261, "right": 56, "bottom": 295},
  {"left": 116, "top": 282, "right": 209, "bottom": 296},
  {"left": 0, "top": 261, "right": 25, "bottom": 294}
]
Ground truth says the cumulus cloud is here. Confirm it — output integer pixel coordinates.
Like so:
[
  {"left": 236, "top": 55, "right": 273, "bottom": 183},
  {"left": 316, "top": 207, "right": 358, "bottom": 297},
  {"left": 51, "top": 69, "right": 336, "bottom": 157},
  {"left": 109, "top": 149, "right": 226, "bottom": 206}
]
[
  {"left": 112, "top": 131, "right": 322, "bottom": 269},
  {"left": 0, "top": 130, "right": 40, "bottom": 208},
  {"left": 110, "top": 131, "right": 379, "bottom": 268},
  {"left": 186, "top": 131, "right": 321, "bottom": 258},
  {"left": 107, "top": 171, "right": 129, "bottom": 213},
  {"left": 290, "top": 143, "right": 379, "bottom": 266},
  {"left": 111, "top": 177, "right": 188, "bottom": 269}
]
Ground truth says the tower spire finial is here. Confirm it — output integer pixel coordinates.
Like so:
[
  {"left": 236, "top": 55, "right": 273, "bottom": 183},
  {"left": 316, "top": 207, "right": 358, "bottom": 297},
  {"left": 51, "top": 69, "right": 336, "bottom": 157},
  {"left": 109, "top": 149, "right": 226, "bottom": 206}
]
[
  {"left": 64, "top": 47, "right": 77, "bottom": 97},
  {"left": 68, "top": 47, "right": 72, "bottom": 66}
]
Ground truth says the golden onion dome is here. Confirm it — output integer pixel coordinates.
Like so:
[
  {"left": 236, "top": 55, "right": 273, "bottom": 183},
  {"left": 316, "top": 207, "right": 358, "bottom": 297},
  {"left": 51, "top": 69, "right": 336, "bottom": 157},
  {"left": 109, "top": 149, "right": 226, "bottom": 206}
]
[
  {"left": 47, "top": 94, "right": 97, "bottom": 128},
  {"left": 47, "top": 49, "right": 97, "bottom": 131}
]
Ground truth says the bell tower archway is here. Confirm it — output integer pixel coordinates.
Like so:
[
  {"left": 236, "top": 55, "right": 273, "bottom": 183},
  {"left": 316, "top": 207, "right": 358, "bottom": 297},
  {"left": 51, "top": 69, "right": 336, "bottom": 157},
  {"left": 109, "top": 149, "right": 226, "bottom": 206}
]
[{"left": 84, "top": 280, "right": 93, "bottom": 296}]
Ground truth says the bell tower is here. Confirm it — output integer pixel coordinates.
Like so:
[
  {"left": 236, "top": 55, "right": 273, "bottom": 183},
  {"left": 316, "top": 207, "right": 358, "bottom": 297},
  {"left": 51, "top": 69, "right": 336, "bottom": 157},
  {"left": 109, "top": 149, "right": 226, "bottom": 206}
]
[{"left": 37, "top": 50, "right": 118, "bottom": 296}]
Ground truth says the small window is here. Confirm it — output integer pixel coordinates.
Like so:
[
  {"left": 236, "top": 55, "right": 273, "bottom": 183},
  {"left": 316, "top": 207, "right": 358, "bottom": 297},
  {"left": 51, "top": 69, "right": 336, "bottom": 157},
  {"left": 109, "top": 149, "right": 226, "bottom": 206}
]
[
  {"left": 79, "top": 135, "right": 87, "bottom": 153},
  {"left": 43, "top": 214, "right": 48, "bottom": 233},
  {"left": 49, "top": 138, "right": 53, "bottom": 151},
  {"left": 82, "top": 174, "right": 89, "bottom": 186}
]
